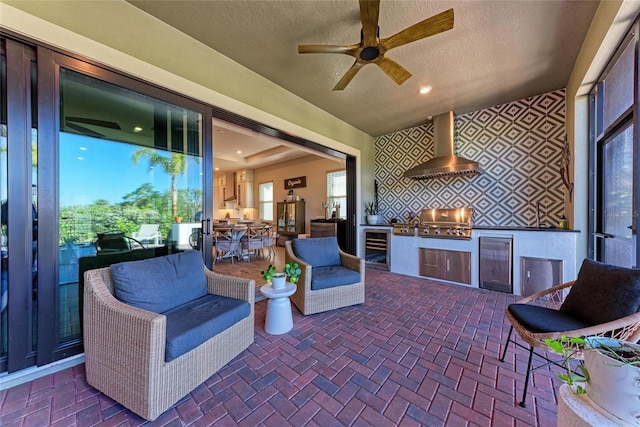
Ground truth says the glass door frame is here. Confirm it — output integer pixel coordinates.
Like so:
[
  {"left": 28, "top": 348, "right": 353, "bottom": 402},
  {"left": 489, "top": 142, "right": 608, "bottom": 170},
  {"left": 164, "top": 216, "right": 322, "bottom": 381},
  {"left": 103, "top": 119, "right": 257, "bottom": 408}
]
[
  {"left": 0, "top": 41, "right": 213, "bottom": 372},
  {"left": 2, "top": 38, "right": 39, "bottom": 373},
  {"left": 588, "top": 20, "right": 640, "bottom": 267}
]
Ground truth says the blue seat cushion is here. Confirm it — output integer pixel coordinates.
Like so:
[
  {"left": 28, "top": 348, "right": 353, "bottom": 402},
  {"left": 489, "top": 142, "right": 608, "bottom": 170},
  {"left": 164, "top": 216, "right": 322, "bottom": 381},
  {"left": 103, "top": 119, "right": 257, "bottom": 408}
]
[
  {"left": 559, "top": 259, "right": 640, "bottom": 325},
  {"left": 311, "top": 266, "right": 361, "bottom": 291},
  {"left": 292, "top": 237, "right": 341, "bottom": 267},
  {"left": 508, "top": 304, "right": 591, "bottom": 333},
  {"left": 163, "top": 294, "right": 251, "bottom": 362},
  {"left": 111, "top": 250, "right": 207, "bottom": 313}
]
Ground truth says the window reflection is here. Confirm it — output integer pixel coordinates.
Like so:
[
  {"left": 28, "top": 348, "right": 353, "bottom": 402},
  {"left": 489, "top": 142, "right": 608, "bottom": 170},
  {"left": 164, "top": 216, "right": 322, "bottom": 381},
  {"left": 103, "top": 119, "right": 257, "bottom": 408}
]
[{"left": 59, "top": 69, "right": 203, "bottom": 344}]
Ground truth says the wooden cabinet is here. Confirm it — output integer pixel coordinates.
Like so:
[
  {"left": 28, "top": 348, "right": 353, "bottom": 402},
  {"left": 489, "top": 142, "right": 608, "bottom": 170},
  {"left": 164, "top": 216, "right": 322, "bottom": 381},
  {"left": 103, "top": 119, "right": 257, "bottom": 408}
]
[
  {"left": 237, "top": 169, "right": 253, "bottom": 183},
  {"left": 215, "top": 173, "right": 227, "bottom": 209},
  {"left": 277, "top": 201, "right": 305, "bottom": 235},
  {"left": 237, "top": 181, "right": 253, "bottom": 208},
  {"left": 419, "top": 248, "right": 471, "bottom": 284},
  {"left": 236, "top": 169, "right": 254, "bottom": 208}
]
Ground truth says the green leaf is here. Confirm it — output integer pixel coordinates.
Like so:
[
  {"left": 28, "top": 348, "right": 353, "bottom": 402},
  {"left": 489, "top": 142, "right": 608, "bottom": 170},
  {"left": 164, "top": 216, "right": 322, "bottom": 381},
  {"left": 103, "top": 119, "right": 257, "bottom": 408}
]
[{"left": 545, "top": 339, "right": 565, "bottom": 354}]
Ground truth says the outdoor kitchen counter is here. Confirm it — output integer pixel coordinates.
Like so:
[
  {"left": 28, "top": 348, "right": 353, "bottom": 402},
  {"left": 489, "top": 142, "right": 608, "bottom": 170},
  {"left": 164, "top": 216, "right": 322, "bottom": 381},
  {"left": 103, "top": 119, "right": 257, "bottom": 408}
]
[{"left": 360, "top": 225, "right": 580, "bottom": 296}]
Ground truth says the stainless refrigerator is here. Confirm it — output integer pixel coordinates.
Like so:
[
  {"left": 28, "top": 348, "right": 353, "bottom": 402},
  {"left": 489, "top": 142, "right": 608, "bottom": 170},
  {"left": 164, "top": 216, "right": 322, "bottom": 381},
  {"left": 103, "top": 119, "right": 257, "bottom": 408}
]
[{"left": 479, "top": 237, "right": 513, "bottom": 293}]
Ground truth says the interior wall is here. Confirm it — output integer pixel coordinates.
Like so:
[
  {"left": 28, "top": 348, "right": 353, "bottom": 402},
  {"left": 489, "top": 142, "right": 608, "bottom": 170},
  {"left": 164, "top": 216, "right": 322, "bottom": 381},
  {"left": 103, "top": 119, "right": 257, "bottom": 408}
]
[
  {"left": 374, "top": 89, "right": 566, "bottom": 226},
  {"left": 250, "top": 156, "right": 345, "bottom": 233}
]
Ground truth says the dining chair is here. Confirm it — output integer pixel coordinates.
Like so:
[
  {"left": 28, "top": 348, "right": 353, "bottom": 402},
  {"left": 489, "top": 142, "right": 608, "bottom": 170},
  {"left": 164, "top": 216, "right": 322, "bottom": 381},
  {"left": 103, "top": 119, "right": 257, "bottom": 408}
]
[
  {"left": 241, "top": 224, "right": 265, "bottom": 261},
  {"left": 213, "top": 226, "right": 244, "bottom": 264}
]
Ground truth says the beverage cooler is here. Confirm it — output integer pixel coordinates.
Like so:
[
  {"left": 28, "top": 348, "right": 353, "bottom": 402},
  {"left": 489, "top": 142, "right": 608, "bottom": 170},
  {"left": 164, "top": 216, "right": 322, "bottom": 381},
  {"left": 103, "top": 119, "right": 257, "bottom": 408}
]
[{"left": 363, "top": 228, "right": 390, "bottom": 270}]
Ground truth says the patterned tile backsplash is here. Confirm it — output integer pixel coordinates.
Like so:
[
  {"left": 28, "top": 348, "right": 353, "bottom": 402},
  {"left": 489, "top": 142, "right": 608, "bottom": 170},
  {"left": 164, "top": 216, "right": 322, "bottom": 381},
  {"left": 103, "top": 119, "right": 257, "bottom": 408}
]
[{"left": 374, "top": 89, "right": 566, "bottom": 227}]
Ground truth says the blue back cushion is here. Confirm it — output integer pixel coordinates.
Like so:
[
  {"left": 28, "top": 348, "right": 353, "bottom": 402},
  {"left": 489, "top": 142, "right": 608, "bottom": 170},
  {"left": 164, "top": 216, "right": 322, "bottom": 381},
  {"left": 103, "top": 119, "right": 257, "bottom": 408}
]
[
  {"left": 292, "top": 237, "right": 341, "bottom": 267},
  {"left": 559, "top": 258, "right": 640, "bottom": 325},
  {"left": 111, "top": 250, "right": 207, "bottom": 313}
]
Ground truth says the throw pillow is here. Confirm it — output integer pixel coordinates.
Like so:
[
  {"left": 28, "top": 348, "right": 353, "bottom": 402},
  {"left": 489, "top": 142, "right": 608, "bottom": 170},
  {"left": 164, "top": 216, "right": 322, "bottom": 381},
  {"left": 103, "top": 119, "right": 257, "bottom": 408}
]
[
  {"left": 559, "top": 258, "right": 640, "bottom": 325},
  {"left": 111, "top": 250, "right": 207, "bottom": 313}
]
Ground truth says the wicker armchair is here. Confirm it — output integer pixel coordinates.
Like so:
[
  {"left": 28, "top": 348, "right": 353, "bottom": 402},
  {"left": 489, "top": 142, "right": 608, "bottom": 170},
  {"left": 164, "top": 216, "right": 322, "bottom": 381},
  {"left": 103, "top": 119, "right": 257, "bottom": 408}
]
[
  {"left": 500, "top": 277, "right": 640, "bottom": 407},
  {"left": 285, "top": 238, "right": 365, "bottom": 315},
  {"left": 83, "top": 266, "right": 255, "bottom": 421}
]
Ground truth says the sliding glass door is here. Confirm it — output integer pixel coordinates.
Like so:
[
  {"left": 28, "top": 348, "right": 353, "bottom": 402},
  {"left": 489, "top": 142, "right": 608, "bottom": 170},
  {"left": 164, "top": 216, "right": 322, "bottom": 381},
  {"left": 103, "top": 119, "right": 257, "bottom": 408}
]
[
  {"left": 1, "top": 36, "right": 213, "bottom": 373},
  {"left": 590, "top": 29, "right": 638, "bottom": 268},
  {"left": 55, "top": 63, "right": 210, "bottom": 350}
]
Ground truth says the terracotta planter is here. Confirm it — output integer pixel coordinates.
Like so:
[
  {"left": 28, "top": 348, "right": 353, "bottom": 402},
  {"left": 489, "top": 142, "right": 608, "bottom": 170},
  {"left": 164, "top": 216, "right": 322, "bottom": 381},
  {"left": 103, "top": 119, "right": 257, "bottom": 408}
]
[{"left": 584, "top": 337, "right": 640, "bottom": 425}]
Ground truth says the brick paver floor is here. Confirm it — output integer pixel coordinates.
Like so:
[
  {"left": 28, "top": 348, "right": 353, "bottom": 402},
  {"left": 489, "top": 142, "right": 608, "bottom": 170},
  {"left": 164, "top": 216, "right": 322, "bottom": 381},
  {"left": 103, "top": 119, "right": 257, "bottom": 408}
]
[{"left": 0, "top": 268, "right": 561, "bottom": 426}]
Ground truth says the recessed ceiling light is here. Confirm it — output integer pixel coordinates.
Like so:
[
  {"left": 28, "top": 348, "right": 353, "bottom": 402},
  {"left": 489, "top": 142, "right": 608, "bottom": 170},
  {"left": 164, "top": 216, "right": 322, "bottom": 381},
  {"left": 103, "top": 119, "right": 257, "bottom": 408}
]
[
  {"left": 236, "top": 150, "right": 242, "bottom": 154},
  {"left": 77, "top": 157, "right": 84, "bottom": 161},
  {"left": 214, "top": 167, "right": 219, "bottom": 171},
  {"left": 419, "top": 86, "right": 432, "bottom": 94},
  {"left": 133, "top": 126, "right": 143, "bottom": 133},
  {"left": 79, "top": 147, "right": 87, "bottom": 151}
]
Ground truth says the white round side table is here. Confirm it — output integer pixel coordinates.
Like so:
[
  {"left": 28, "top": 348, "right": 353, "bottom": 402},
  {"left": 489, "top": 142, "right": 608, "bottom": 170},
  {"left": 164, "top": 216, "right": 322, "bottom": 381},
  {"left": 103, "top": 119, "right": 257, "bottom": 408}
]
[{"left": 260, "top": 282, "right": 297, "bottom": 335}]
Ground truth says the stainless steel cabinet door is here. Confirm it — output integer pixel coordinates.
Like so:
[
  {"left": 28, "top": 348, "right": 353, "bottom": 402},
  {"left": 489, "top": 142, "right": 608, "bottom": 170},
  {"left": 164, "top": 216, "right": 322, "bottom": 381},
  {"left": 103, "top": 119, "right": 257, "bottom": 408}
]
[
  {"left": 445, "top": 250, "right": 471, "bottom": 284},
  {"left": 521, "top": 257, "right": 563, "bottom": 296}
]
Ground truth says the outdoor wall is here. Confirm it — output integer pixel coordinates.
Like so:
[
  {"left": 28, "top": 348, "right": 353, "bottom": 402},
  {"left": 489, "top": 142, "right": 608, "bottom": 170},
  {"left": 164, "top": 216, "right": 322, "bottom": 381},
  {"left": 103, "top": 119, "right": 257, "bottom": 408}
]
[{"left": 374, "top": 89, "right": 566, "bottom": 227}]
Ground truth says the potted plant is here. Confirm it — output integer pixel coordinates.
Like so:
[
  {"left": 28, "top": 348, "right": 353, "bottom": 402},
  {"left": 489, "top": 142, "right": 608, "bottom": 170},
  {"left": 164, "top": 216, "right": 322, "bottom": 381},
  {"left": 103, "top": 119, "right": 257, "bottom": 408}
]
[
  {"left": 583, "top": 337, "right": 640, "bottom": 425},
  {"left": 546, "top": 335, "right": 640, "bottom": 425},
  {"left": 283, "top": 261, "right": 301, "bottom": 284},
  {"left": 262, "top": 264, "right": 286, "bottom": 289},
  {"left": 364, "top": 201, "right": 380, "bottom": 224}
]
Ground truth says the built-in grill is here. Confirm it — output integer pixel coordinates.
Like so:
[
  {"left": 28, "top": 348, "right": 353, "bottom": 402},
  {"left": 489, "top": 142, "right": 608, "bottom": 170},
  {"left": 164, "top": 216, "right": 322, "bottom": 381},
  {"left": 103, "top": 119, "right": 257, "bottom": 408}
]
[{"left": 417, "top": 207, "right": 473, "bottom": 240}]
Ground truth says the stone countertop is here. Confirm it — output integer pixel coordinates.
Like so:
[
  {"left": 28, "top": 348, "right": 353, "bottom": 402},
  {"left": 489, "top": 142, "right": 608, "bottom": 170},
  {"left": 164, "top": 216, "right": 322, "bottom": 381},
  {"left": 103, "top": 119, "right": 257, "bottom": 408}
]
[
  {"left": 360, "top": 223, "right": 580, "bottom": 232},
  {"left": 473, "top": 226, "right": 580, "bottom": 232}
]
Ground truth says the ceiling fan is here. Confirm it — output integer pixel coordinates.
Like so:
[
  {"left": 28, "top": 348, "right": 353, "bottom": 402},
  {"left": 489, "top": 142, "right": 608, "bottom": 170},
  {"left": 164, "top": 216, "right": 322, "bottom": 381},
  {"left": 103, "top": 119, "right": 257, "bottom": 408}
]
[{"left": 298, "top": 0, "right": 454, "bottom": 91}]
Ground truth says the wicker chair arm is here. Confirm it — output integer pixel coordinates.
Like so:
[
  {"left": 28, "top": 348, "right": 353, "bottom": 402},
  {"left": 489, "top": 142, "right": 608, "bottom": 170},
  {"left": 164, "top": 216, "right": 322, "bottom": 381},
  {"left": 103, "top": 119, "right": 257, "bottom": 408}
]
[
  {"left": 204, "top": 268, "right": 255, "bottom": 304},
  {"left": 339, "top": 250, "right": 364, "bottom": 272}
]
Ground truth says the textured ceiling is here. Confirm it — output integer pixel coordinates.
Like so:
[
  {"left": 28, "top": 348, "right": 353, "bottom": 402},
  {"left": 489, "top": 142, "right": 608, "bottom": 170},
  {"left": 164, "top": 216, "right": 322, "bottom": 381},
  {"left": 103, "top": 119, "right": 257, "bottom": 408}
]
[{"left": 127, "top": 0, "right": 600, "bottom": 137}]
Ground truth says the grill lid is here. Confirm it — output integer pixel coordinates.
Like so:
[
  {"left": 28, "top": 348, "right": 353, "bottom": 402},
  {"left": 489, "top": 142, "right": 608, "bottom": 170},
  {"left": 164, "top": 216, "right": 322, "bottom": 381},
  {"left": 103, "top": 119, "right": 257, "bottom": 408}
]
[{"left": 419, "top": 207, "right": 473, "bottom": 226}]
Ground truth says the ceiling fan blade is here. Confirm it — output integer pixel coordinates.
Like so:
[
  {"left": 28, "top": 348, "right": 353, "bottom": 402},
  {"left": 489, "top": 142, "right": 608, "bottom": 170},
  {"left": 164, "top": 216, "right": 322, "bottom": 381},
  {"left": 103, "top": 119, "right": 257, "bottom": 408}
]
[
  {"left": 333, "top": 61, "right": 366, "bottom": 91},
  {"left": 376, "top": 57, "right": 412, "bottom": 85},
  {"left": 66, "top": 116, "right": 122, "bottom": 130},
  {"left": 381, "top": 8, "right": 454, "bottom": 51},
  {"left": 66, "top": 122, "right": 105, "bottom": 138},
  {"left": 298, "top": 44, "right": 358, "bottom": 56},
  {"left": 359, "top": 0, "right": 380, "bottom": 46}
]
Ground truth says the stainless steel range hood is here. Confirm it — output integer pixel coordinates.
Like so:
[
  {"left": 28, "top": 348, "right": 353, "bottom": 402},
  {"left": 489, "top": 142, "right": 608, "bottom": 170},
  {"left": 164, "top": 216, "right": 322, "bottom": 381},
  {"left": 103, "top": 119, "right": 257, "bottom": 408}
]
[{"left": 404, "top": 111, "right": 482, "bottom": 179}]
